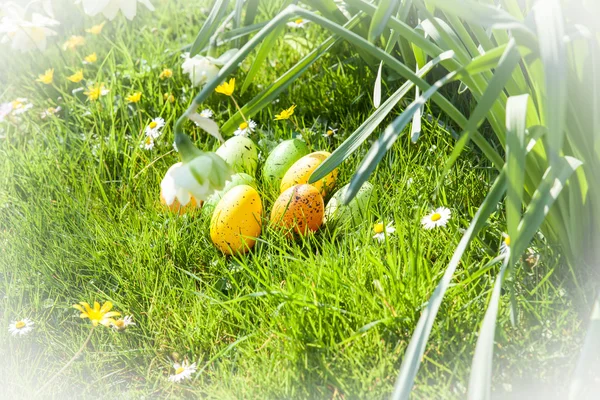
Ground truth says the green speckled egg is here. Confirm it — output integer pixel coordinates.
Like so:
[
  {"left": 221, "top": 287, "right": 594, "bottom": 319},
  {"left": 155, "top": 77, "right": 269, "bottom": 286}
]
[
  {"left": 215, "top": 136, "right": 259, "bottom": 176},
  {"left": 263, "top": 139, "right": 310, "bottom": 187},
  {"left": 210, "top": 185, "right": 262, "bottom": 255},
  {"left": 324, "top": 182, "right": 376, "bottom": 228},
  {"left": 203, "top": 173, "right": 256, "bottom": 216}
]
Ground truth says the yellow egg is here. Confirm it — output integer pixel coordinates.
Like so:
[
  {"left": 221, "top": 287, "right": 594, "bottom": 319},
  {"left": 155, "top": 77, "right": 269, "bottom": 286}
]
[
  {"left": 210, "top": 185, "right": 262, "bottom": 255},
  {"left": 270, "top": 184, "right": 324, "bottom": 236},
  {"left": 280, "top": 151, "right": 338, "bottom": 196}
]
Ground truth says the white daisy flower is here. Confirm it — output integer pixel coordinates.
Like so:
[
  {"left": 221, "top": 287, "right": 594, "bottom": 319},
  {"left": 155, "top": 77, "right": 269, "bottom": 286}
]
[
  {"left": 233, "top": 119, "right": 257, "bottom": 137},
  {"left": 287, "top": 18, "right": 310, "bottom": 28},
  {"left": 11, "top": 98, "right": 33, "bottom": 115},
  {"left": 372, "top": 222, "right": 395, "bottom": 242},
  {"left": 140, "top": 136, "right": 154, "bottom": 150},
  {"left": 322, "top": 127, "right": 338, "bottom": 138},
  {"left": 500, "top": 233, "right": 510, "bottom": 256},
  {"left": 421, "top": 207, "right": 451, "bottom": 230},
  {"left": 199, "top": 108, "right": 213, "bottom": 119},
  {"left": 40, "top": 106, "right": 61, "bottom": 119},
  {"left": 145, "top": 117, "right": 165, "bottom": 138},
  {"left": 111, "top": 315, "right": 135, "bottom": 332},
  {"left": 168, "top": 360, "right": 197, "bottom": 382},
  {"left": 9, "top": 318, "right": 34, "bottom": 336}
]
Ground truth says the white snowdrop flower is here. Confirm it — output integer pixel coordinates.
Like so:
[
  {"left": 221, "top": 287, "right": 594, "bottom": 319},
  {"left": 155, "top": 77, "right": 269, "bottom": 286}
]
[
  {"left": 168, "top": 360, "right": 197, "bottom": 382},
  {"left": 181, "top": 53, "right": 220, "bottom": 87},
  {"left": 233, "top": 119, "right": 257, "bottom": 137},
  {"left": 9, "top": 318, "right": 34, "bottom": 336},
  {"left": 421, "top": 207, "right": 451, "bottom": 230},
  {"left": 0, "top": 3, "right": 60, "bottom": 52},
  {"left": 372, "top": 222, "right": 395, "bottom": 242},
  {"left": 78, "top": 0, "right": 155, "bottom": 21}
]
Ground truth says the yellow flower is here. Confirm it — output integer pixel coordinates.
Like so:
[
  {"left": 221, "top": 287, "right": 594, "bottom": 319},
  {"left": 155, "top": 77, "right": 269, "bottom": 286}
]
[
  {"left": 73, "top": 301, "right": 120, "bottom": 327},
  {"left": 274, "top": 104, "right": 296, "bottom": 120},
  {"left": 67, "top": 70, "right": 84, "bottom": 83},
  {"left": 36, "top": 69, "right": 54, "bottom": 84},
  {"left": 163, "top": 93, "right": 175, "bottom": 103},
  {"left": 85, "top": 21, "right": 106, "bottom": 35},
  {"left": 63, "top": 35, "right": 85, "bottom": 51},
  {"left": 126, "top": 92, "right": 142, "bottom": 103},
  {"left": 83, "top": 52, "right": 97, "bottom": 64},
  {"left": 215, "top": 78, "right": 235, "bottom": 96},
  {"left": 84, "top": 83, "right": 109, "bottom": 101},
  {"left": 159, "top": 68, "right": 173, "bottom": 79}
]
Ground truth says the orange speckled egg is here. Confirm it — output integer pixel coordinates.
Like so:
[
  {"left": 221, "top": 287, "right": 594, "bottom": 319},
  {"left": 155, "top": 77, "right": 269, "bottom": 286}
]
[
  {"left": 210, "top": 185, "right": 262, "bottom": 255},
  {"left": 280, "top": 151, "right": 338, "bottom": 196},
  {"left": 270, "top": 184, "right": 324, "bottom": 236}
]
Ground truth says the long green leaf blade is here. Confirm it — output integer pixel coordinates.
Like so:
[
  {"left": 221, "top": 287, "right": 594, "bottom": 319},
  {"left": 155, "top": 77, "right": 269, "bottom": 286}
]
[
  {"left": 190, "top": 0, "right": 230, "bottom": 57},
  {"left": 368, "top": 0, "right": 399, "bottom": 43}
]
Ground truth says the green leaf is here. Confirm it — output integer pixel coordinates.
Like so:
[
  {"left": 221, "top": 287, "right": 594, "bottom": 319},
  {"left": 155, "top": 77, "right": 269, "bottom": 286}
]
[
  {"left": 373, "top": 61, "right": 383, "bottom": 108},
  {"left": 533, "top": 0, "right": 567, "bottom": 167},
  {"left": 505, "top": 94, "right": 529, "bottom": 264},
  {"left": 468, "top": 255, "right": 510, "bottom": 400},
  {"left": 391, "top": 171, "right": 507, "bottom": 400},
  {"left": 368, "top": 0, "right": 399, "bottom": 43},
  {"left": 309, "top": 50, "right": 455, "bottom": 184},
  {"left": 243, "top": 0, "right": 260, "bottom": 27},
  {"left": 190, "top": 0, "right": 230, "bottom": 57}
]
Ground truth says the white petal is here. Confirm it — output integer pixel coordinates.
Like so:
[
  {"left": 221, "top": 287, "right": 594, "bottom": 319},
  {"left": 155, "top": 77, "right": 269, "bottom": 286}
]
[{"left": 120, "top": 0, "right": 138, "bottom": 20}]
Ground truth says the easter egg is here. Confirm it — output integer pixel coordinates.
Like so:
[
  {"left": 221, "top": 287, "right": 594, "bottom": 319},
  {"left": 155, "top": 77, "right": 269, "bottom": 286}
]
[
  {"left": 324, "top": 181, "right": 377, "bottom": 228},
  {"left": 270, "top": 184, "right": 324, "bottom": 236},
  {"left": 215, "top": 136, "right": 259, "bottom": 176},
  {"left": 263, "top": 139, "right": 310, "bottom": 187},
  {"left": 203, "top": 173, "right": 255, "bottom": 216},
  {"left": 210, "top": 185, "right": 262, "bottom": 255},
  {"left": 280, "top": 151, "right": 338, "bottom": 196}
]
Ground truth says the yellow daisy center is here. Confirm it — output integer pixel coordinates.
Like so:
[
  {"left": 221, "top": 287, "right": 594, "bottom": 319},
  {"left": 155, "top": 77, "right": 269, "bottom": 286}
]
[
  {"left": 373, "top": 223, "right": 385, "bottom": 234},
  {"left": 149, "top": 121, "right": 157, "bottom": 129},
  {"left": 15, "top": 321, "right": 26, "bottom": 329},
  {"left": 431, "top": 213, "right": 442, "bottom": 221},
  {"left": 113, "top": 319, "right": 124, "bottom": 328},
  {"left": 326, "top": 130, "right": 334, "bottom": 136},
  {"left": 239, "top": 122, "right": 248, "bottom": 130},
  {"left": 175, "top": 367, "right": 185, "bottom": 374},
  {"left": 12, "top": 100, "right": 23, "bottom": 109},
  {"left": 295, "top": 19, "right": 304, "bottom": 24},
  {"left": 504, "top": 235, "right": 511, "bottom": 246}
]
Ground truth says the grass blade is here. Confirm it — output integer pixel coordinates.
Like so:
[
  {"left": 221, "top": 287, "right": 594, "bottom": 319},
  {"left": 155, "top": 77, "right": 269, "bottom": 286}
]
[
  {"left": 373, "top": 61, "right": 383, "bottom": 108},
  {"left": 240, "top": 24, "right": 286, "bottom": 94},
  {"left": 392, "top": 171, "right": 508, "bottom": 400}
]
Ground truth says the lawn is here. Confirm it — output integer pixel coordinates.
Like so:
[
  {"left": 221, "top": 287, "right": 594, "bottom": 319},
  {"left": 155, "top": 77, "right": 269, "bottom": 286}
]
[{"left": 0, "top": 0, "right": 594, "bottom": 399}]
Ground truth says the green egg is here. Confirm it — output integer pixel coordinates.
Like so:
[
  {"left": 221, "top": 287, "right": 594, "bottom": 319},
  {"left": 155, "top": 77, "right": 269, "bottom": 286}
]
[
  {"left": 324, "top": 181, "right": 376, "bottom": 229},
  {"left": 263, "top": 139, "right": 310, "bottom": 187},
  {"left": 203, "top": 173, "right": 256, "bottom": 216},
  {"left": 215, "top": 136, "right": 259, "bottom": 176}
]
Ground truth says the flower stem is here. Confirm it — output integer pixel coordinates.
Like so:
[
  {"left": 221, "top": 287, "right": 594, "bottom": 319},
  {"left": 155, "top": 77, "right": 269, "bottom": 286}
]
[
  {"left": 230, "top": 96, "right": 248, "bottom": 124},
  {"left": 35, "top": 326, "right": 95, "bottom": 396}
]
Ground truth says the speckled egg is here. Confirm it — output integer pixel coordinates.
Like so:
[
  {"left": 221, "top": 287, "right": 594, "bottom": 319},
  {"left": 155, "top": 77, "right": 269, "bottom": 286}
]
[
  {"left": 263, "top": 139, "right": 310, "bottom": 187},
  {"left": 324, "top": 181, "right": 376, "bottom": 228},
  {"left": 210, "top": 185, "right": 262, "bottom": 255},
  {"left": 280, "top": 151, "right": 338, "bottom": 196},
  {"left": 270, "top": 184, "right": 324, "bottom": 236},
  {"left": 203, "top": 173, "right": 255, "bottom": 216},
  {"left": 215, "top": 136, "right": 259, "bottom": 176}
]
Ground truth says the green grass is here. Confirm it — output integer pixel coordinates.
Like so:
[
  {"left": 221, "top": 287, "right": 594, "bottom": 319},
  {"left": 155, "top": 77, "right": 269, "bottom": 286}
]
[{"left": 0, "top": 1, "right": 591, "bottom": 398}]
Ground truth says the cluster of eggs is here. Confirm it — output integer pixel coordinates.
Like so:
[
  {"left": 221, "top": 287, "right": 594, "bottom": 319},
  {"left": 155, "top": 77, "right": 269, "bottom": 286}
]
[{"left": 182, "top": 135, "right": 376, "bottom": 255}]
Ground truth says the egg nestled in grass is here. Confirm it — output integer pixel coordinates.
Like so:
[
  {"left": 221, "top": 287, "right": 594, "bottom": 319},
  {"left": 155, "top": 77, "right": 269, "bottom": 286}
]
[
  {"left": 263, "top": 139, "right": 310, "bottom": 188},
  {"left": 280, "top": 151, "right": 338, "bottom": 196},
  {"left": 270, "top": 184, "right": 324, "bottom": 236},
  {"left": 324, "top": 181, "right": 376, "bottom": 228},
  {"left": 215, "top": 136, "right": 259, "bottom": 176},
  {"left": 210, "top": 185, "right": 262, "bottom": 255},
  {"left": 203, "top": 173, "right": 255, "bottom": 216}
]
